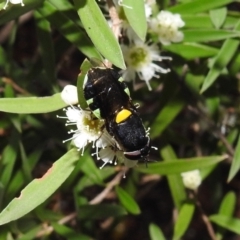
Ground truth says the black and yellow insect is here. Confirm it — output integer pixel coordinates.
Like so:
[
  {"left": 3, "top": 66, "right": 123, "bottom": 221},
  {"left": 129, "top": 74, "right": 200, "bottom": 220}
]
[{"left": 83, "top": 67, "right": 151, "bottom": 161}]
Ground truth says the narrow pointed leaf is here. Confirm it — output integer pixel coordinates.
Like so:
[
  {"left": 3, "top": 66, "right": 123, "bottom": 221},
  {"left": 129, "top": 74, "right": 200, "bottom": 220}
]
[
  {"left": 183, "top": 29, "right": 240, "bottom": 42},
  {"left": 219, "top": 192, "right": 236, "bottom": 216},
  {"left": 37, "top": 1, "right": 100, "bottom": 59},
  {"left": 0, "top": 93, "right": 67, "bottom": 114},
  {"left": 123, "top": 0, "right": 147, "bottom": 41},
  {"left": 78, "top": 152, "right": 103, "bottom": 185},
  {"left": 182, "top": 14, "right": 238, "bottom": 29},
  {"left": 210, "top": 215, "right": 240, "bottom": 234},
  {"left": 200, "top": 38, "right": 240, "bottom": 93},
  {"left": 161, "top": 146, "right": 186, "bottom": 210},
  {"left": 34, "top": 11, "right": 56, "bottom": 83},
  {"left": 149, "top": 223, "right": 166, "bottom": 240},
  {"left": 182, "top": 15, "right": 213, "bottom": 29},
  {"left": 116, "top": 186, "right": 140, "bottom": 215},
  {"left": 163, "top": 42, "right": 218, "bottom": 59},
  {"left": 74, "top": 0, "right": 125, "bottom": 69},
  {"left": 173, "top": 202, "right": 195, "bottom": 240},
  {"left": 137, "top": 155, "right": 227, "bottom": 174},
  {"left": 216, "top": 192, "right": 236, "bottom": 239},
  {"left": 228, "top": 134, "right": 240, "bottom": 182},
  {"left": 210, "top": 8, "right": 227, "bottom": 29},
  {"left": 200, "top": 68, "right": 222, "bottom": 94},
  {"left": 0, "top": 144, "right": 18, "bottom": 187},
  {"left": 151, "top": 94, "right": 185, "bottom": 138},
  {"left": 0, "top": 149, "right": 80, "bottom": 225},
  {"left": 168, "top": 0, "right": 235, "bottom": 14}
]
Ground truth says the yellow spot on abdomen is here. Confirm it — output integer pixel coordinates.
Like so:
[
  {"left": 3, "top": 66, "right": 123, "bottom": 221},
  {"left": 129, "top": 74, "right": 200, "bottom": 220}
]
[{"left": 116, "top": 109, "right": 132, "bottom": 123}]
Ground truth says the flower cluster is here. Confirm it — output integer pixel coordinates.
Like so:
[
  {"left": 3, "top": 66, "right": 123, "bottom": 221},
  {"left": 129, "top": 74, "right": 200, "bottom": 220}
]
[
  {"left": 59, "top": 85, "right": 138, "bottom": 169},
  {"left": 149, "top": 10, "right": 185, "bottom": 45},
  {"left": 110, "top": 1, "right": 185, "bottom": 90}
]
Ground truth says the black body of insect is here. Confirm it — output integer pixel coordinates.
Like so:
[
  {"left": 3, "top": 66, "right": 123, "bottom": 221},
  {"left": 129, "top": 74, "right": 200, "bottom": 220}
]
[{"left": 83, "top": 67, "right": 150, "bottom": 161}]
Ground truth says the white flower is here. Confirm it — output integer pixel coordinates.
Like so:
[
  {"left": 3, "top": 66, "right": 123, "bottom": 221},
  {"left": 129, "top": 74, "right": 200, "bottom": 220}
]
[
  {"left": 149, "top": 10, "right": 185, "bottom": 45},
  {"left": 58, "top": 106, "right": 104, "bottom": 155},
  {"left": 99, "top": 146, "right": 138, "bottom": 169},
  {"left": 121, "top": 40, "right": 171, "bottom": 90},
  {"left": 181, "top": 170, "right": 202, "bottom": 190},
  {"left": 61, "top": 85, "right": 78, "bottom": 105},
  {"left": 58, "top": 105, "right": 139, "bottom": 169},
  {"left": 3, "top": 0, "right": 24, "bottom": 9}
]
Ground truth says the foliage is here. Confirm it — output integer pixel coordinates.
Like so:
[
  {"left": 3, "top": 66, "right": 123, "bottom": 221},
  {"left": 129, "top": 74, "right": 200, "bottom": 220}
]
[{"left": 0, "top": 0, "right": 240, "bottom": 239}]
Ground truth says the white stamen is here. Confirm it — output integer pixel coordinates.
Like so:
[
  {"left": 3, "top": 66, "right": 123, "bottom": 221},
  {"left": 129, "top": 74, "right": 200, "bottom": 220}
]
[{"left": 100, "top": 160, "right": 109, "bottom": 169}]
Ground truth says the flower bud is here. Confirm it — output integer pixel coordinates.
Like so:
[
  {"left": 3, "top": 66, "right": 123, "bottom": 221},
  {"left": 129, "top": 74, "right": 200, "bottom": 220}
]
[
  {"left": 61, "top": 85, "right": 78, "bottom": 105},
  {"left": 181, "top": 170, "right": 202, "bottom": 190}
]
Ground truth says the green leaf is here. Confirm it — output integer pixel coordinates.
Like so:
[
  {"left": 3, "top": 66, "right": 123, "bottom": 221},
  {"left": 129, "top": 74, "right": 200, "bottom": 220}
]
[
  {"left": 78, "top": 204, "right": 127, "bottom": 219},
  {"left": 149, "top": 223, "right": 166, "bottom": 240},
  {"left": 163, "top": 42, "right": 218, "bottom": 60},
  {"left": 136, "top": 155, "right": 227, "bottom": 174},
  {"left": 74, "top": 0, "right": 126, "bottom": 69},
  {"left": 5, "top": 170, "right": 25, "bottom": 203},
  {"left": 19, "top": 142, "right": 31, "bottom": 182},
  {"left": 210, "top": 215, "right": 240, "bottom": 235},
  {"left": 185, "top": 73, "right": 204, "bottom": 93},
  {"left": 210, "top": 8, "right": 227, "bottom": 29},
  {"left": 200, "top": 38, "right": 239, "bottom": 93},
  {"left": 183, "top": 29, "right": 240, "bottom": 42},
  {"left": 161, "top": 146, "right": 186, "bottom": 210},
  {"left": 17, "top": 225, "right": 42, "bottom": 240},
  {"left": 77, "top": 59, "right": 92, "bottom": 109},
  {"left": 200, "top": 68, "right": 222, "bottom": 94},
  {"left": 182, "top": 14, "right": 238, "bottom": 29},
  {"left": 173, "top": 202, "right": 195, "bottom": 240},
  {"left": 78, "top": 152, "right": 104, "bottom": 185},
  {"left": 48, "top": 0, "right": 77, "bottom": 14},
  {"left": 219, "top": 192, "right": 236, "bottom": 216},
  {"left": 0, "top": 149, "right": 80, "bottom": 225},
  {"left": 123, "top": 0, "right": 147, "bottom": 41},
  {"left": 37, "top": 1, "right": 101, "bottom": 59},
  {"left": 52, "top": 223, "right": 91, "bottom": 240},
  {"left": 151, "top": 93, "right": 185, "bottom": 138},
  {"left": 216, "top": 192, "right": 236, "bottom": 240},
  {"left": 168, "top": 0, "right": 235, "bottom": 14},
  {"left": 0, "top": 143, "right": 18, "bottom": 187},
  {"left": 5, "top": 147, "right": 44, "bottom": 202},
  {"left": 228, "top": 134, "right": 240, "bottom": 182},
  {"left": 0, "top": 93, "right": 67, "bottom": 114},
  {"left": 229, "top": 51, "right": 240, "bottom": 75},
  {"left": 115, "top": 186, "right": 141, "bottom": 215},
  {"left": 182, "top": 15, "right": 213, "bottom": 28},
  {"left": 34, "top": 11, "right": 56, "bottom": 83}
]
